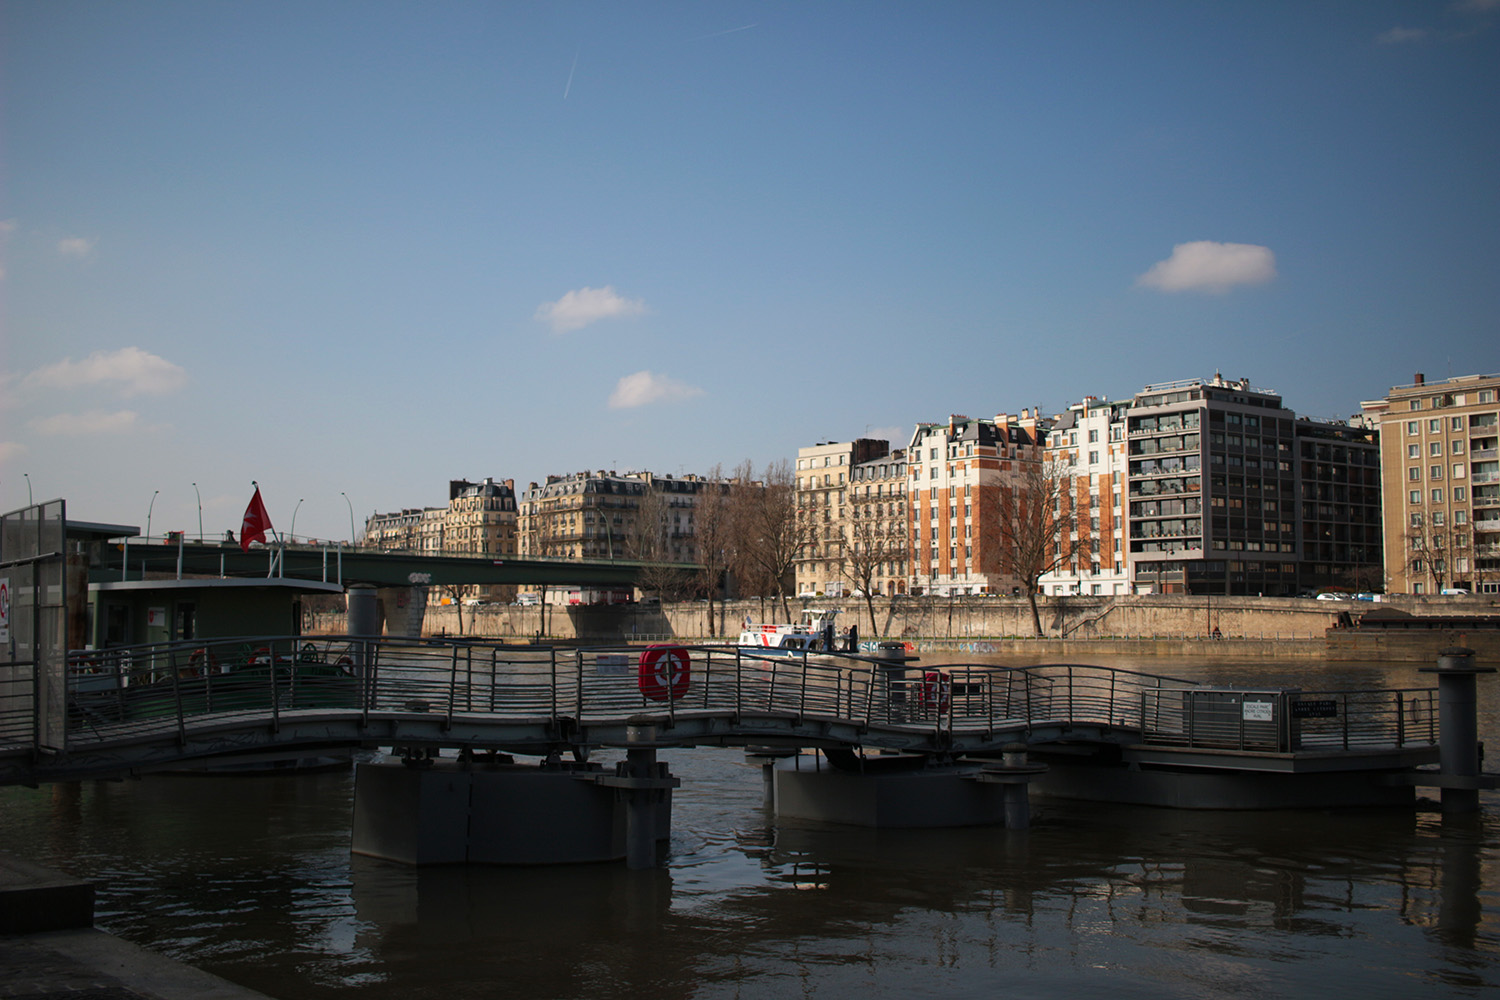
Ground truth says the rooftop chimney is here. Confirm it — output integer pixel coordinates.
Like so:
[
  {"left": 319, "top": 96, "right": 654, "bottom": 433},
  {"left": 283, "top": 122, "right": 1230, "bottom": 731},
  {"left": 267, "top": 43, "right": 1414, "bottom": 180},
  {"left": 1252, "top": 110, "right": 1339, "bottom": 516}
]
[{"left": 1415, "top": 373, "right": 1425, "bottom": 385}]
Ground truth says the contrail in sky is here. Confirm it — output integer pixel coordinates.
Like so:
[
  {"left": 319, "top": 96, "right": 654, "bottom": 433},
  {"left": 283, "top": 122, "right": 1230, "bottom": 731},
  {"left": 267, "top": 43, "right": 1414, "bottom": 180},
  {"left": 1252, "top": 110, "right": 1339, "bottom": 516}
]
[
  {"left": 691, "top": 23, "right": 758, "bottom": 41},
  {"left": 563, "top": 48, "right": 578, "bottom": 99}
]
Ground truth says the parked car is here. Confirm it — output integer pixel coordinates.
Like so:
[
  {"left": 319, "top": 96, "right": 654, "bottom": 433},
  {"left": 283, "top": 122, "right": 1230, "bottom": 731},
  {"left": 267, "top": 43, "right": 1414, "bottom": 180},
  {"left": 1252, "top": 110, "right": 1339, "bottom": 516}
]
[{"left": 1315, "top": 592, "right": 1351, "bottom": 601}]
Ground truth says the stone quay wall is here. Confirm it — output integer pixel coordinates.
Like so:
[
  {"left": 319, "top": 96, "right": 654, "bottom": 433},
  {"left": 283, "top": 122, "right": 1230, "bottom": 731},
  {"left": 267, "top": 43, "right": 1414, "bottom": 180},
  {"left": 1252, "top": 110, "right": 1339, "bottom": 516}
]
[{"left": 305, "top": 592, "right": 1499, "bottom": 662}]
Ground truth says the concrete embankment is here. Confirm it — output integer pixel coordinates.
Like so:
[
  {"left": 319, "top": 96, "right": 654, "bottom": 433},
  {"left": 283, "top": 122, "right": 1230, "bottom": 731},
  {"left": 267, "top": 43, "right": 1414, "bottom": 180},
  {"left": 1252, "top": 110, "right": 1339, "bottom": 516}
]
[
  {"left": 0, "top": 853, "right": 274, "bottom": 999},
  {"left": 306, "top": 593, "right": 1500, "bottom": 663}
]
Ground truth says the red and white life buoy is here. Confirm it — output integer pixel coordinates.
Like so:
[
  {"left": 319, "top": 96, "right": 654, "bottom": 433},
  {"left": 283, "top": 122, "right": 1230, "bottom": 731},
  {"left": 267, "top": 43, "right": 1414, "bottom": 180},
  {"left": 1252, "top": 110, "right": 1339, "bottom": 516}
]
[
  {"left": 920, "top": 670, "right": 952, "bottom": 714},
  {"left": 638, "top": 645, "right": 691, "bottom": 702},
  {"left": 187, "top": 647, "right": 219, "bottom": 677}
]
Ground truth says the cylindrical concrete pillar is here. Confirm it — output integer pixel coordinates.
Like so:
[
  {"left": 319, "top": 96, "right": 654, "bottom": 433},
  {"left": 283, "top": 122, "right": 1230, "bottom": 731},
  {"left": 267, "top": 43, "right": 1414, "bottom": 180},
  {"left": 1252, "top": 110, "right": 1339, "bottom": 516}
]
[
  {"left": 346, "top": 584, "right": 379, "bottom": 636},
  {"left": 1420, "top": 646, "right": 1495, "bottom": 814},
  {"left": 1002, "top": 743, "right": 1032, "bottom": 829}
]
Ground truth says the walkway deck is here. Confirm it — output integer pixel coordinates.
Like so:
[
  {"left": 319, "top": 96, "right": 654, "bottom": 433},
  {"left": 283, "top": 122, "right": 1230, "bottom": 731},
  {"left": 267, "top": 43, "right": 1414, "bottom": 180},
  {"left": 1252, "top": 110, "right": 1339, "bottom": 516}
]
[{"left": 0, "top": 635, "right": 1442, "bottom": 785}]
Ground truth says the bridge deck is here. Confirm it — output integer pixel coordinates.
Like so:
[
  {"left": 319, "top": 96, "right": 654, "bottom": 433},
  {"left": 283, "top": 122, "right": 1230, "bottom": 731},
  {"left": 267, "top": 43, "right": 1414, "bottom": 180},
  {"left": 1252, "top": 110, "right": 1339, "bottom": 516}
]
[{"left": 0, "top": 635, "right": 1442, "bottom": 784}]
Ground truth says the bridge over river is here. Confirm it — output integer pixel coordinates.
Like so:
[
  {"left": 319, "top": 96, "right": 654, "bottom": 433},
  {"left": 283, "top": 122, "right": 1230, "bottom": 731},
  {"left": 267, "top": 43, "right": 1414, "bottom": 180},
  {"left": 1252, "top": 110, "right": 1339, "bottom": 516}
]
[
  {"left": 5, "top": 633, "right": 1491, "bottom": 867},
  {"left": 0, "top": 633, "right": 1444, "bottom": 779}
]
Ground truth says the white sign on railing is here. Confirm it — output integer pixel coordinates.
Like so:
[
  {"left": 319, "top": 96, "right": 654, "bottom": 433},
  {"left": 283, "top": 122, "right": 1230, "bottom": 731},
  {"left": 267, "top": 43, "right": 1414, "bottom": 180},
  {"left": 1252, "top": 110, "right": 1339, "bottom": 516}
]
[{"left": 1242, "top": 701, "right": 1274, "bottom": 722}]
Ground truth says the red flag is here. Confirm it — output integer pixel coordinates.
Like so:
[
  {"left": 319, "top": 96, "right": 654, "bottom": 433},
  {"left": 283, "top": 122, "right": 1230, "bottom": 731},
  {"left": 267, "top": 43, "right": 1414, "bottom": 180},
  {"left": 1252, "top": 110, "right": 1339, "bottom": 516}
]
[{"left": 240, "top": 487, "right": 274, "bottom": 552}]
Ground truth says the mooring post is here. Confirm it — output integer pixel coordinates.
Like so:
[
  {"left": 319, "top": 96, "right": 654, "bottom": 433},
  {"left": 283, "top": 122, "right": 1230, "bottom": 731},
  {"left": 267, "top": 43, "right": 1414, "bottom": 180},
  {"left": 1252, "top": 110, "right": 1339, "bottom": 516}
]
[
  {"left": 1419, "top": 646, "right": 1495, "bottom": 815},
  {"left": 624, "top": 723, "right": 661, "bottom": 869},
  {"left": 1002, "top": 743, "right": 1033, "bottom": 829}
]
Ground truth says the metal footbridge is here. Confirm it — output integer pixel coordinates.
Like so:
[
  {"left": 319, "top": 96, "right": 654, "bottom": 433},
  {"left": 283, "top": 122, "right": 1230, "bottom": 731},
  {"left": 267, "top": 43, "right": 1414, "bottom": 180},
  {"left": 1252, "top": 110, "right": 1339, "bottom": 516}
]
[{"left": 0, "top": 635, "right": 1444, "bottom": 786}]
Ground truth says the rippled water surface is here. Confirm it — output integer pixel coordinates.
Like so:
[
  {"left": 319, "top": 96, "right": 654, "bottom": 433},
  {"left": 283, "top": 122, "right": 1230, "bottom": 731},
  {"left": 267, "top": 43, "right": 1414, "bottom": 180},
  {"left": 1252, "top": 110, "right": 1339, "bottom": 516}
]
[{"left": 2, "top": 655, "right": 1497, "bottom": 999}]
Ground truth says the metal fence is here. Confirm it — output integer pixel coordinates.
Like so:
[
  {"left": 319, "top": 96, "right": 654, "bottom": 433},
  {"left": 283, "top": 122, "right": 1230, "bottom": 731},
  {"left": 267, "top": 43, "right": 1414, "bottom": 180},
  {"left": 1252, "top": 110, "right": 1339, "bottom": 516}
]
[
  {"left": 51, "top": 635, "right": 1440, "bottom": 758},
  {"left": 1139, "top": 685, "right": 1439, "bottom": 752}
]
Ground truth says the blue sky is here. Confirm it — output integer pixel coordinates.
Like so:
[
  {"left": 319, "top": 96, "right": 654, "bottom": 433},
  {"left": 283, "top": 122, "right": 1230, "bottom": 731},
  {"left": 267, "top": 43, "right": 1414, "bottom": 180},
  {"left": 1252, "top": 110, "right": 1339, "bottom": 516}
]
[{"left": 3, "top": 1, "right": 1497, "bottom": 543}]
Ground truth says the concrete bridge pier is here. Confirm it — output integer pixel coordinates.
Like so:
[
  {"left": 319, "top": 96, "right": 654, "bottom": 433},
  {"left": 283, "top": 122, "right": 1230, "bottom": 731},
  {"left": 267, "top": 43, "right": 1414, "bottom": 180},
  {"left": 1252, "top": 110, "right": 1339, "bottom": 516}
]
[
  {"left": 772, "top": 750, "right": 1046, "bottom": 830},
  {"left": 1420, "top": 646, "right": 1496, "bottom": 815},
  {"left": 350, "top": 746, "right": 678, "bottom": 866}
]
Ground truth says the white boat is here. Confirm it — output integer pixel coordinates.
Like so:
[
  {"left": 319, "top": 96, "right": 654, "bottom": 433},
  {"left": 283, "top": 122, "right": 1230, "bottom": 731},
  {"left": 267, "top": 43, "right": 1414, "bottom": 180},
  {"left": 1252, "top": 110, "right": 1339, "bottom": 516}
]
[{"left": 737, "top": 608, "right": 857, "bottom": 656}]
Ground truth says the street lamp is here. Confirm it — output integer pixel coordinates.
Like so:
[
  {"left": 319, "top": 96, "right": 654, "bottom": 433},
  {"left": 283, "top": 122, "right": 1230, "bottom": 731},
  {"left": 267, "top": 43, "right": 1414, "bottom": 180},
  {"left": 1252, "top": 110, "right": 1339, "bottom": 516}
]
[
  {"left": 341, "top": 492, "right": 356, "bottom": 545},
  {"left": 192, "top": 483, "right": 203, "bottom": 541},
  {"left": 23, "top": 473, "right": 32, "bottom": 506},
  {"left": 290, "top": 498, "right": 305, "bottom": 543},
  {"left": 146, "top": 490, "right": 160, "bottom": 541}
]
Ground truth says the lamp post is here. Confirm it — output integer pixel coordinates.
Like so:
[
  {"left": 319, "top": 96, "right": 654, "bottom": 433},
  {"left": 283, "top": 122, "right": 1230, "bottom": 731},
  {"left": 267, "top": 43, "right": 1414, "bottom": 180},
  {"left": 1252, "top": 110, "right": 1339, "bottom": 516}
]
[
  {"left": 146, "top": 490, "right": 159, "bottom": 541},
  {"left": 290, "top": 498, "right": 304, "bottom": 544},
  {"left": 192, "top": 482, "right": 203, "bottom": 541},
  {"left": 24, "top": 473, "right": 32, "bottom": 506},
  {"left": 341, "top": 492, "right": 356, "bottom": 546}
]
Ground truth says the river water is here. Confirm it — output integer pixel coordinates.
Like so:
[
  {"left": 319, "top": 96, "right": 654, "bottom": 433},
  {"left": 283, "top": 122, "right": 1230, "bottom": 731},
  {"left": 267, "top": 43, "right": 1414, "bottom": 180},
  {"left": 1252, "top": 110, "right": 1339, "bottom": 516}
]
[{"left": 2, "top": 654, "right": 1497, "bottom": 999}]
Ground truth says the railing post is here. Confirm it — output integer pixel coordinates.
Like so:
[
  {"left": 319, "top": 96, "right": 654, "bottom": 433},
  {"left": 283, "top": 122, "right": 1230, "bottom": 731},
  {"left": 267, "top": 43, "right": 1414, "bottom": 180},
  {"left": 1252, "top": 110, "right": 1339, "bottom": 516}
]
[
  {"left": 445, "top": 643, "right": 458, "bottom": 731},
  {"left": 267, "top": 642, "right": 280, "bottom": 734},
  {"left": 1396, "top": 692, "right": 1406, "bottom": 747}
]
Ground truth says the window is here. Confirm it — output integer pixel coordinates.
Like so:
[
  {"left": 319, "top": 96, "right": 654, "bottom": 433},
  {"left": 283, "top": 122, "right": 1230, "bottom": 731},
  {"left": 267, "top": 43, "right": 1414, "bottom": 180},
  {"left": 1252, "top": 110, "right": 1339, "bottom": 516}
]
[
  {"left": 1454, "top": 463, "right": 1466, "bottom": 479},
  {"left": 1429, "top": 419, "right": 1441, "bottom": 433},
  {"left": 1454, "top": 487, "right": 1467, "bottom": 501},
  {"left": 1089, "top": 450, "right": 1099, "bottom": 464},
  {"left": 1411, "top": 512, "right": 1424, "bottom": 527},
  {"left": 1410, "top": 490, "right": 1422, "bottom": 503},
  {"left": 1433, "top": 489, "right": 1444, "bottom": 503},
  {"left": 1410, "top": 399, "right": 1423, "bottom": 410},
  {"left": 1431, "top": 465, "right": 1443, "bottom": 480},
  {"left": 1434, "top": 511, "right": 1446, "bottom": 525},
  {"left": 1454, "top": 440, "right": 1466, "bottom": 454},
  {"left": 1452, "top": 417, "right": 1464, "bottom": 432},
  {"left": 1408, "top": 445, "right": 1420, "bottom": 458},
  {"left": 1480, "top": 389, "right": 1495, "bottom": 403},
  {"left": 1431, "top": 442, "right": 1444, "bottom": 456},
  {"left": 1407, "top": 421, "right": 1419, "bottom": 435},
  {"left": 1409, "top": 467, "right": 1421, "bottom": 481},
  {"left": 1455, "top": 511, "right": 1468, "bottom": 525}
]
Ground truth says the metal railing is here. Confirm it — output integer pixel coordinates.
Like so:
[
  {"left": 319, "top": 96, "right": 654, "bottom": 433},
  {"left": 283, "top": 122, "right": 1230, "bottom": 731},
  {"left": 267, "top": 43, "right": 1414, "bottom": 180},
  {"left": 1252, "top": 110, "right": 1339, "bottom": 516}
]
[
  {"left": 49, "top": 636, "right": 1440, "bottom": 760},
  {"left": 1139, "top": 686, "right": 1438, "bottom": 752}
]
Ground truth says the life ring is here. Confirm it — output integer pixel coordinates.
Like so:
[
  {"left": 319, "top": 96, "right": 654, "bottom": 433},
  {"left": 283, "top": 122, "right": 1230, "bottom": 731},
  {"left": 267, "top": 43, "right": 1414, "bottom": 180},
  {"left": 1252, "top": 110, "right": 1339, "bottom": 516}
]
[
  {"left": 187, "top": 647, "right": 218, "bottom": 676},
  {"left": 638, "top": 645, "right": 691, "bottom": 702},
  {"left": 919, "top": 670, "right": 952, "bottom": 713},
  {"left": 336, "top": 655, "right": 354, "bottom": 667}
]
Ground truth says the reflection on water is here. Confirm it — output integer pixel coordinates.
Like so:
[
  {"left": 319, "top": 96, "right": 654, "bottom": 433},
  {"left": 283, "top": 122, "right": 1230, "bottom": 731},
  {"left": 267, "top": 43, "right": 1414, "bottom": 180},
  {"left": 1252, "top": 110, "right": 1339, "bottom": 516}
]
[{"left": 1, "top": 656, "right": 1497, "bottom": 998}]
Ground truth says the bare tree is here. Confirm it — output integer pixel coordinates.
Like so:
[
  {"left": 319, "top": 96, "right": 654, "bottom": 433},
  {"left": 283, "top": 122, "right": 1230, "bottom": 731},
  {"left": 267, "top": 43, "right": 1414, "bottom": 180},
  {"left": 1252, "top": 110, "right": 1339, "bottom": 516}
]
[
  {"left": 841, "top": 492, "right": 902, "bottom": 636},
  {"left": 730, "top": 459, "right": 808, "bottom": 621},
  {"left": 994, "top": 459, "right": 1079, "bottom": 636},
  {"left": 627, "top": 483, "right": 692, "bottom": 601},
  {"left": 693, "top": 467, "right": 734, "bottom": 637},
  {"left": 1408, "top": 522, "right": 1452, "bottom": 593}
]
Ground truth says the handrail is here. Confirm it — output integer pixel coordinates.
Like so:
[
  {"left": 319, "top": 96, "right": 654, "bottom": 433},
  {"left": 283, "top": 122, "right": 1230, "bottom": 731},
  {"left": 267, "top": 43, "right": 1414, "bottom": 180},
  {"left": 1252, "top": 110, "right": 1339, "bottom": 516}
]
[{"left": 46, "top": 636, "right": 1439, "bottom": 766}]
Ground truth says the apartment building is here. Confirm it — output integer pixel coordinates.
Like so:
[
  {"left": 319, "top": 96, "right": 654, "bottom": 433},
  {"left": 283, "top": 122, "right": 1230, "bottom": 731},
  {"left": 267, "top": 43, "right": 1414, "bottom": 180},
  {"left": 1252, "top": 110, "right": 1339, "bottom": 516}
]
[
  {"left": 848, "top": 448, "right": 909, "bottom": 597},
  {"left": 518, "top": 470, "right": 716, "bottom": 564},
  {"left": 1039, "top": 397, "right": 1131, "bottom": 596},
  {"left": 794, "top": 439, "right": 890, "bottom": 597},
  {"left": 1364, "top": 372, "right": 1500, "bottom": 594},
  {"left": 363, "top": 478, "right": 516, "bottom": 557},
  {"left": 907, "top": 411, "right": 1048, "bottom": 596},
  {"left": 1127, "top": 374, "right": 1381, "bottom": 596}
]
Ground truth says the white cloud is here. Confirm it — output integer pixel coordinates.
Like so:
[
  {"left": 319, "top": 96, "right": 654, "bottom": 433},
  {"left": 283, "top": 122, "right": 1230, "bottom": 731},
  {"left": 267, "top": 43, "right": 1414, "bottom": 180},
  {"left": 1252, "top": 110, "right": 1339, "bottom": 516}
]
[
  {"left": 29, "top": 410, "right": 139, "bottom": 436},
  {"left": 0, "top": 442, "right": 26, "bottom": 464},
  {"left": 608, "top": 370, "right": 705, "bottom": 409},
  {"left": 1136, "top": 241, "right": 1277, "bottom": 294},
  {"left": 535, "top": 285, "right": 648, "bottom": 334},
  {"left": 57, "top": 236, "right": 97, "bottom": 257},
  {"left": 1377, "top": 26, "right": 1428, "bottom": 44},
  {"left": 25, "top": 347, "right": 187, "bottom": 397}
]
